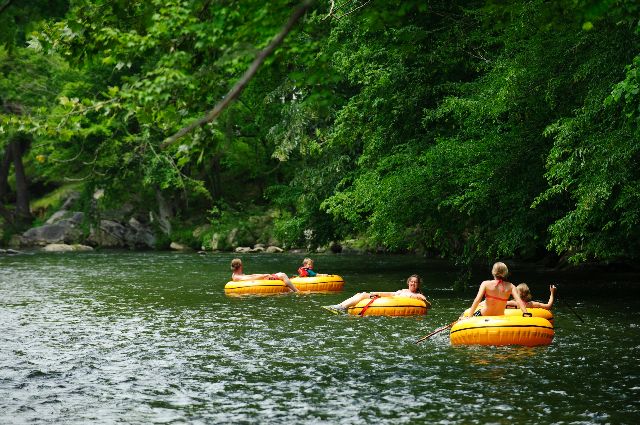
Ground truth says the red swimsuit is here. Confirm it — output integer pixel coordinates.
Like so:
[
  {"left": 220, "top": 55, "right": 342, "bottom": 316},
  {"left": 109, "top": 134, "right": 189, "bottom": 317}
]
[
  {"left": 484, "top": 280, "right": 509, "bottom": 301},
  {"left": 474, "top": 280, "right": 509, "bottom": 317}
]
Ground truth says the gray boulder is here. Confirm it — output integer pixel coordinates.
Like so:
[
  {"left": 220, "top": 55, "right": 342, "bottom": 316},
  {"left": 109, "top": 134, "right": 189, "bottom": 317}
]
[
  {"left": 21, "top": 213, "right": 85, "bottom": 246},
  {"left": 87, "top": 220, "right": 127, "bottom": 247},
  {"left": 125, "top": 217, "right": 156, "bottom": 249},
  {"left": 86, "top": 218, "right": 156, "bottom": 249}
]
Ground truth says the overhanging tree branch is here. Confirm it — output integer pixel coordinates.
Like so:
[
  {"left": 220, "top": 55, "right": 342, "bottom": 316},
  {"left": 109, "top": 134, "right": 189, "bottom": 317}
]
[
  {"left": 0, "top": 0, "right": 13, "bottom": 15},
  {"left": 160, "top": 0, "right": 315, "bottom": 150}
]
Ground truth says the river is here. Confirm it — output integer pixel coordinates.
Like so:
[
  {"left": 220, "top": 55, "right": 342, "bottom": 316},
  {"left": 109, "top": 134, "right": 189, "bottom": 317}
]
[{"left": 1, "top": 251, "right": 639, "bottom": 424}]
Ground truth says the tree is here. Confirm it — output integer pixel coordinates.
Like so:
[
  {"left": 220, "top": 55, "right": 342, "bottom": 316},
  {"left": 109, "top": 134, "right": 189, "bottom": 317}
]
[{"left": 0, "top": 1, "right": 70, "bottom": 227}]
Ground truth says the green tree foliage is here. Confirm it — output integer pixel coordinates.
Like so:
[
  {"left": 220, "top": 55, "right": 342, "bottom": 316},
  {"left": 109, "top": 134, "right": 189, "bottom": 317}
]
[
  {"left": 1, "top": 0, "right": 638, "bottom": 270},
  {"left": 0, "top": 1, "right": 72, "bottom": 226},
  {"left": 20, "top": 0, "right": 313, "bottom": 219},
  {"left": 536, "top": 9, "right": 640, "bottom": 263},
  {"left": 280, "top": 0, "right": 640, "bottom": 266}
]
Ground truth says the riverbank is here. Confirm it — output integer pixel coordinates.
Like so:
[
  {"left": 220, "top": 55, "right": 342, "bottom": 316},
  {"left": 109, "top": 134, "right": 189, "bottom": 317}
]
[{"left": 2, "top": 247, "right": 639, "bottom": 297}]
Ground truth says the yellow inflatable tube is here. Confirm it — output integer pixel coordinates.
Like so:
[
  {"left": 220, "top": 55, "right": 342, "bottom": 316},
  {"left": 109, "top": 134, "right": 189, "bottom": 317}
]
[
  {"left": 450, "top": 316, "right": 554, "bottom": 346},
  {"left": 224, "top": 279, "right": 289, "bottom": 296},
  {"left": 463, "top": 307, "right": 554, "bottom": 323},
  {"left": 348, "top": 296, "right": 430, "bottom": 317},
  {"left": 225, "top": 274, "right": 345, "bottom": 295},
  {"left": 291, "top": 275, "right": 345, "bottom": 292}
]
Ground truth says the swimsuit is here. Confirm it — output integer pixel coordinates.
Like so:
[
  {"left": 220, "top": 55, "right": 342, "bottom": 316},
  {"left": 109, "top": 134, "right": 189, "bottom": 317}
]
[
  {"left": 476, "top": 280, "right": 509, "bottom": 315},
  {"left": 484, "top": 279, "right": 509, "bottom": 302},
  {"left": 485, "top": 294, "right": 510, "bottom": 301}
]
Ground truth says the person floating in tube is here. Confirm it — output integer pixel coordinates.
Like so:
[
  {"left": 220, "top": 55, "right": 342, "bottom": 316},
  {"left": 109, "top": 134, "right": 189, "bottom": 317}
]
[
  {"left": 296, "top": 257, "right": 329, "bottom": 277},
  {"left": 463, "top": 262, "right": 529, "bottom": 318},
  {"left": 230, "top": 258, "right": 299, "bottom": 293},
  {"left": 506, "top": 283, "right": 557, "bottom": 310},
  {"left": 322, "top": 274, "right": 429, "bottom": 314}
]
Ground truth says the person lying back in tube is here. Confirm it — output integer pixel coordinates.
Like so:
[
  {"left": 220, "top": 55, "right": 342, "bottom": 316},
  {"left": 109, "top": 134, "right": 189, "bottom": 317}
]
[
  {"left": 322, "top": 274, "right": 429, "bottom": 314},
  {"left": 230, "top": 258, "right": 299, "bottom": 293}
]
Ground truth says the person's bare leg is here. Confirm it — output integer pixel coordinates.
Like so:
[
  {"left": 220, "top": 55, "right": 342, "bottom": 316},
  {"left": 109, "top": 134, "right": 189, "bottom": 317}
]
[
  {"left": 275, "top": 272, "right": 299, "bottom": 292},
  {"left": 338, "top": 292, "right": 371, "bottom": 308},
  {"left": 322, "top": 292, "right": 372, "bottom": 314}
]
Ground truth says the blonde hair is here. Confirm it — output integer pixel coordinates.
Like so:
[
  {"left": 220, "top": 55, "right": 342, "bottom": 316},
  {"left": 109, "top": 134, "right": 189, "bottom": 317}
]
[
  {"left": 231, "top": 258, "right": 242, "bottom": 271},
  {"left": 491, "top": 262, "right": 509, "bottom": 279},
  {"left": 517, "top": 283, "right": 532, "bottom": 302},
  {"left": 303, "top": 257, "right": 313, "bottom": 266}
]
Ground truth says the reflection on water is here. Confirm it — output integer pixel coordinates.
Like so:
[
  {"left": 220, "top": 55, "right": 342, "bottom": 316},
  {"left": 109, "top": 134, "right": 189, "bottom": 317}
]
[
  {"left": 464, "top": 346, "right": 541, "bottom": 366},
  {"left": 1, "top": 251, "right": 639, "bottom": 424}
]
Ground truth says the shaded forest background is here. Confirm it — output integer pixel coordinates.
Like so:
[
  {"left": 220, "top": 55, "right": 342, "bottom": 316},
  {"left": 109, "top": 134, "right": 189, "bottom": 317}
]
[{"left": 1, "top": 0, "right": 638, "bottom": 271}]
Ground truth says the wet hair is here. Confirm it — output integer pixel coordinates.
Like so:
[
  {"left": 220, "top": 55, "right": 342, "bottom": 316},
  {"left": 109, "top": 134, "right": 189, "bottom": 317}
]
[
  {"left": 407, "top": 274, "right": 422, "bottom": 293},
  {"left": 491, "top": 262, "right": 509, "bottom": 279},
  {"left": 517, "top": 283, "right": 532, "bottom": 302},
  {"left": 303, "top": 257, "right": 313, "bottom": 267},
  {"left": 231, "top": 258, "right": 243, "bottom": 271}
]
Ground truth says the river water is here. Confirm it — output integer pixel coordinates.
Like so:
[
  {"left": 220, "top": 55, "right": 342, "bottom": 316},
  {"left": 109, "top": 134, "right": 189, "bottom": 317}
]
[{"left": 1, "top": 251, "right": 639, "bottom": 424}]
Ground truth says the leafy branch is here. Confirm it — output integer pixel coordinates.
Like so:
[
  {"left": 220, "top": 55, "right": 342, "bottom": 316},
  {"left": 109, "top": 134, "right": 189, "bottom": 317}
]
[
  {"left": 160, "top": 0, "right": 315, "bottom": 149},
  {"left": 0, "top": 0, "right": 13, "bottom": 15},
  {"left": 324, "top": 0, "right": 372, "bottom": 20}
]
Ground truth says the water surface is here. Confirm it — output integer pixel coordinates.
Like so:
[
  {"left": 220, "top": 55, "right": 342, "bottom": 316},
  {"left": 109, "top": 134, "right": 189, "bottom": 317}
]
[{"left": 1, "top": 252, "right": 639, "bottom": 424}]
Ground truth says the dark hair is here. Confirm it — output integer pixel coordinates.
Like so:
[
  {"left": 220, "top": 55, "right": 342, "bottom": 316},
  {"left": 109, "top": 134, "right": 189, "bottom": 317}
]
[{"left": 407, "top": 274, "right": 422, "bottom": 294}]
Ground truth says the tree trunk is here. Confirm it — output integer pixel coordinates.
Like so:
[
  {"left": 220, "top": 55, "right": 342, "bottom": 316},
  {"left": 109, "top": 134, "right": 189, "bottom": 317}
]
[
  {"left": 210, "top": 155, "right": 222, "bottom": 200},
  {"left": 10, "top": 137, "right": 32, "bottom": 223},
  {"left": 156, "top": 190, "right": 173, "bottom": 235},
  {"left": 0, "top": 143, "right": 12, "bottom": 202}
]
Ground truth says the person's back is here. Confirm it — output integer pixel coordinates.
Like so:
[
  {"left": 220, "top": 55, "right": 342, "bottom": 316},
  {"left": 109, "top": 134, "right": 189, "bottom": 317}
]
[
  {"left": 481, "top": 279, "right": 514, "bottom": 316},
  {"left": 465, "top": 262, "right": 528, "bottom": 317}
]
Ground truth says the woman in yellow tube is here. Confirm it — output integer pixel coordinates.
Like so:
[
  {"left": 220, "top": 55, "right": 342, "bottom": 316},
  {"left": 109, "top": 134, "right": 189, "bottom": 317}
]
[
  {"left": 230, "top": 258, "right": 299, "bottom": 293},
  {"left": 465, "top": 262, "right": 529, "bottom": 317},
  {"left": 322, "top": 274, "right": 428, "bottom": 314}
]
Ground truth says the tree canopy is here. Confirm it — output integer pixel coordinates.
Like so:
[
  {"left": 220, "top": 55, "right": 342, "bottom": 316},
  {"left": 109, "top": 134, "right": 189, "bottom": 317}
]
[{"left": 1, "top": 0, "right": 638, "bottom": 272}]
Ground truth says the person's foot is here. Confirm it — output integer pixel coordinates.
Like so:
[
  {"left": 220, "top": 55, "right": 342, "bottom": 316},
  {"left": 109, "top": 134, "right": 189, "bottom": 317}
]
[{"left": 321, "top": 305, "right": 346, "bottom": 315}]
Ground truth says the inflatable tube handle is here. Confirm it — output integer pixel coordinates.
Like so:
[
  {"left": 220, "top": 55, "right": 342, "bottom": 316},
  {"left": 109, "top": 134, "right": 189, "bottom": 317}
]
[
  {"left": 360, "top": 295, "right": 380, "bottom": 316},
  {"left": 522, "top": 312, "right": 532, "bottom": 317}
]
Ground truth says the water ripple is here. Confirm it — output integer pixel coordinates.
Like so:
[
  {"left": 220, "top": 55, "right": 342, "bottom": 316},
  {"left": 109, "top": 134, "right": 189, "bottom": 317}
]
[{"left": 1, "top": 252, "right": 640, "bottom": 424}]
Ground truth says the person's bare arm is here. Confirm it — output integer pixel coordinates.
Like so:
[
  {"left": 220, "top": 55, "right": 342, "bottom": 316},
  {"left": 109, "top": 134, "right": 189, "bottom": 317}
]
[
  {"left": 233, "top": 273, "right": 270, "bottom": 281},
  {"left": 511, "top": 285, "right": 529, "bottom": 315},
  {"left": 371, "top": 291, "right": 394, "bottom": 297},
  {"left": 465, "top": 282, "right": 486, "bottom": 317},
  {"left": 505, "top": 300, "right": 518, "bottom": 308},
  {"left": 532, "top": 285, "right": 556, "bottom": 309},
  {"left": 411, "top": 292, "right": 427, "bottom": 301}
]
